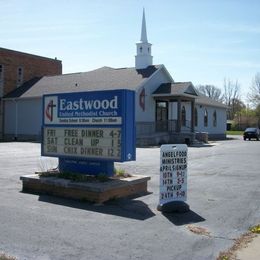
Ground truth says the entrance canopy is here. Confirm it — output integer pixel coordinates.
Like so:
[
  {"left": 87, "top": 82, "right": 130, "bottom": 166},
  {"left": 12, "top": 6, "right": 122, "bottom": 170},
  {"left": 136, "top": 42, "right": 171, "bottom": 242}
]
[
  {"left": 152, "top": 82, "right": 199, "bottom": 133},
  {"left": 152, "top": 82, "right": 199, "bottom": 99}
]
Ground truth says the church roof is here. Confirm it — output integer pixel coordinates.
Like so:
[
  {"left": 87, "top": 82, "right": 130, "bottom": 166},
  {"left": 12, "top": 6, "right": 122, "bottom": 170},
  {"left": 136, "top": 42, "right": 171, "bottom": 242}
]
[
  {"left": 153, "top": 82, "right": 227, "bottom": 108},
  {"left": 4, "top": 65, "right": 227, "bottom": 108},
  {"left": 196, "top": 95, "right": 228, "bottom": 108},
  {"left": 5, "top": 65, "right": 160, "bottom": 99},
  {"left": 4, "top": 77, "right": 42, "bottom": 99},
  {"left": 153, "top": 82, "right": 198, "bottom": 97}
]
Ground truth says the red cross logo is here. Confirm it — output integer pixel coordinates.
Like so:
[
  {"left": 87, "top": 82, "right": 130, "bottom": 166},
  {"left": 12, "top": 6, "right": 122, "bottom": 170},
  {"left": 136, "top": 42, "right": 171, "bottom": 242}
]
[{"left": 45, "top": 100, "right": 56, "bottom": 122}]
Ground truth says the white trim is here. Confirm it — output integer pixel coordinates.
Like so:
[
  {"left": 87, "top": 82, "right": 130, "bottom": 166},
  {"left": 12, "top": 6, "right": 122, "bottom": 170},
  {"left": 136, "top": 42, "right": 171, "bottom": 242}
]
[
  {"left": 135, "top": 65, "right": 173, "bottom": 91},
  {"left": 152, "top": 93, "right": 198, "bottom": 99}
]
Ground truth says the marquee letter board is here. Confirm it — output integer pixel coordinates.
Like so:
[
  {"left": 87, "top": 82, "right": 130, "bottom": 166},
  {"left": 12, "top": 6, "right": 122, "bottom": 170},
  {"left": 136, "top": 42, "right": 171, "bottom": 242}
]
[{"left": 42, "top": 89, "right": 136, "bottom": 176}]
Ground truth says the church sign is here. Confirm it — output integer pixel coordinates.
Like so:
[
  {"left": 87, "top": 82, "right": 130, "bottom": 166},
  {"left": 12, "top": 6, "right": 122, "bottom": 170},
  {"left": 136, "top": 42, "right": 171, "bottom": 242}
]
[
  {"left": 159, "top": 144, "right": 187, "bottom": 205},
  {"left": 43, "top": 127, "right": 122, "bottom": 160},
  {"left": 42, "top": 89, "right": 136, "bottom": 176},
  {"left": 44, "top": 90, "right": 123, "bottom": 125}
]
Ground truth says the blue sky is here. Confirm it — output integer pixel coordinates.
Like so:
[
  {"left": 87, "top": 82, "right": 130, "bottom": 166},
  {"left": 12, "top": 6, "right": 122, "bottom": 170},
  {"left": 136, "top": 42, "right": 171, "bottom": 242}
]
[{"left": 1, "top": 0, "right": 260, "bottom": 101}]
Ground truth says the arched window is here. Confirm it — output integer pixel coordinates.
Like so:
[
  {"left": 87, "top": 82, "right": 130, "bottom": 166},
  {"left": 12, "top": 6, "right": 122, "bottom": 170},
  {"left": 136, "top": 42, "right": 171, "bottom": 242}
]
[
  {"left": 213, "top": 110, "right": 217, "bottom": 127},
  {"left": 204, "top": 109, "right": 208, "bottom": 127},
  {"left": 195, "top": 107, "right": 198, "bottom": 127},
  {"left": 181, "top": 106, "right": 186, "bottom": 126}
]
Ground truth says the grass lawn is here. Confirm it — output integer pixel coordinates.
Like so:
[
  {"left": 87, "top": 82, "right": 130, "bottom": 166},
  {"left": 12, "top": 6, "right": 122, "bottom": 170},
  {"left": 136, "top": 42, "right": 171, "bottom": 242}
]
[
  {"left": 0, "top": 253, "right": 16, "bottom": 260},
  {"left": 226, "top": 130, "right": 243, "bottom": 135}
]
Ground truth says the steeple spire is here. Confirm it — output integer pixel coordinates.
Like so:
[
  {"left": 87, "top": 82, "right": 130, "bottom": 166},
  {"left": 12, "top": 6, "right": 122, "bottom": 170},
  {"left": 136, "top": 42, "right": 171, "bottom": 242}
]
[
  {"left": 135, "top": 8, "right": 153, "bottom": 69},
  {"left": 140, "top": 8, "right": 148, "bottom": 43}
]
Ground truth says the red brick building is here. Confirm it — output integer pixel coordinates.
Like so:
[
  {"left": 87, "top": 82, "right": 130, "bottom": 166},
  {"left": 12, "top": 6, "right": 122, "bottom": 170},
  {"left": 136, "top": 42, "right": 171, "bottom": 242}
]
[{"left": 0, "top": 47, "right": 62, "bottom": 139}]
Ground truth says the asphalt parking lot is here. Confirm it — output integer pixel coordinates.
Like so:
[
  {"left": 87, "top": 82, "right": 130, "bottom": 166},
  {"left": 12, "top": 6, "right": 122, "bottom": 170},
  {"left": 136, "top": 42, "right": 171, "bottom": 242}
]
[{"left": 0, "top": 136, "right": 259, "bottom": 260}]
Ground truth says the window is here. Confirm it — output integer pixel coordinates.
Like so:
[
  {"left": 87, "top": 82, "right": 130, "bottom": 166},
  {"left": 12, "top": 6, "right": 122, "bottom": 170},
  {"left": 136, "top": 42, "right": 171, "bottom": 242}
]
[
  {"left": 195, "top": 107, "right": 198, "bottom": 127},
  {"left": 0, "top": 65, "right": 3, "bottom": 96},
  {"left": 181, "top": 106, "right": 186, "bottom": 126},
  {"left": 213, "top": 110, "right": 217, "bottom": 127},
  {"left": 17, "top": 66, "right": 24, "bottom": 87},
  {"left": 204, "top": 109, "right": 208, "bottom": 127}
]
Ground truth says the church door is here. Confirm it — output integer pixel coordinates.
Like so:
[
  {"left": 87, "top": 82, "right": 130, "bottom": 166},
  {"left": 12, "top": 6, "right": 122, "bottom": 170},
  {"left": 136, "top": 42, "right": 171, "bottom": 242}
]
[{"left": 155, "top": 101, "right": 168, "bottom": 131}]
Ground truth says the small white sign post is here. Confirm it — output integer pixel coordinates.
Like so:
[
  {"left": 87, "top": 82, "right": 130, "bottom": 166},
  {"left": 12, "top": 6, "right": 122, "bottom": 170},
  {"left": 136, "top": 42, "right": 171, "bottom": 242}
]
[{"left": 158, "top": 144, "right": 189, "bottom": 212}]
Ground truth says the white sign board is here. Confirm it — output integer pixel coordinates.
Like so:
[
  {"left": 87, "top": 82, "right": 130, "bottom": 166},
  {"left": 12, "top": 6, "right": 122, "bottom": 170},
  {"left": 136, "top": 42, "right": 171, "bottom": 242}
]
[
  {"left": 159, "top": 144, "right": 188, "bottom": 205},
  {"left": 43, "top": 127, "right": 121, "bottom": 160}
]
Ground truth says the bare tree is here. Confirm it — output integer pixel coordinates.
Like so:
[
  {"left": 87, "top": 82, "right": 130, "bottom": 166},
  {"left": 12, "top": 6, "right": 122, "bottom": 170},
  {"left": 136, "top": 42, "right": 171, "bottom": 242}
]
[
  {"left": 247, "top": 73, "right": 260, "bottom": 108},
  {"left": 223, "top": 78, "right": 241, "bottom": 120},
  {"left": 196, "top": 85, "right": 223, "bottom": 102}
]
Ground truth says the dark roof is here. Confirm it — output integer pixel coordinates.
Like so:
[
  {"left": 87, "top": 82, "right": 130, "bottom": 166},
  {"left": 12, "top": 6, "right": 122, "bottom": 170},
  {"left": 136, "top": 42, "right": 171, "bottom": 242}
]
[
  {"left": 153, "top": 82, "right": 227, "bottom": 108},
  {"left": 8, "top": 65, "right": 160, "bottom": 99},
  {"left": 153, "top": 82, "right": 198, "bottom": 96},
  {"left": 4, "top": 77, "right": 42, "bottom": 99},
  {"left": 196, "top": 95, "right": 228, "bottom": 108}
]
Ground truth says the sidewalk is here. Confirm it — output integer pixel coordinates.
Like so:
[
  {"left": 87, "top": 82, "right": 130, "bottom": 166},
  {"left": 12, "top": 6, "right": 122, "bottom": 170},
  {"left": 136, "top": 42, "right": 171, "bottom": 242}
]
[
  {"left": 236, "top": 235, "right": 260, "bottom": 260},
  {"left": 218, "top": 233, "right": 260, "bottom": 260}
]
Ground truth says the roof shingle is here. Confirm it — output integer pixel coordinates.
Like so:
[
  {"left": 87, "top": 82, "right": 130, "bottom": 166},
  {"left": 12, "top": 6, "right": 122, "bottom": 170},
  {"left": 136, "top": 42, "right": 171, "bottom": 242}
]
[
  {"left": 153, "top": 82, "right": 196, "bottom": 96},
  {"left": 4, "top": 77, "right": 42, "bottom": 99},
  {"left": 153, "top": 82, "right": 227, "bottom": 108},
  {"left": 7, "top": 65, "right": 160, "bottom": 99}
]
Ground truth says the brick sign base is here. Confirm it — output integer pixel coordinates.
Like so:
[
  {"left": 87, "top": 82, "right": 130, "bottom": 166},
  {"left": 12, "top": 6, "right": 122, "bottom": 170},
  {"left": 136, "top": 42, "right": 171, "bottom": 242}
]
[{"left": 20, "top": 174, "right": 150, "bottom": 204}]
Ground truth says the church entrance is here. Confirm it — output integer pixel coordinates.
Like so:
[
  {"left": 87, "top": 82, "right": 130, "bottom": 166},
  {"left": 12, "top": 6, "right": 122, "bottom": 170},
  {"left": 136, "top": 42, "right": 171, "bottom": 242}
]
[{"left": 155, "top": 101, "right": 168, "bottom": 131}]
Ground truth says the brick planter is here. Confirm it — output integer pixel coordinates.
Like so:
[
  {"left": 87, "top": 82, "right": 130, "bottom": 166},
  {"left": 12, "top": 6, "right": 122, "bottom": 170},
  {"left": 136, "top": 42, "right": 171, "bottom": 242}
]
[{"left": 20, "top": 174, "right": 151, "bottom": 204}]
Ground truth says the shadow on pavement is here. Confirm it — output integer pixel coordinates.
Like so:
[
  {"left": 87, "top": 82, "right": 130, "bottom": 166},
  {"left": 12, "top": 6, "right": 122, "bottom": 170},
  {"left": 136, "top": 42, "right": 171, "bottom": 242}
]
[
  {"left": 38, "top": 194, "right": 155, "bottom": 221},
  {"left": 162, "top": 210, "right": 205, "bottom": 226},
  {"left": 190, "top": 144, "right": 216, "bottom": 148}
]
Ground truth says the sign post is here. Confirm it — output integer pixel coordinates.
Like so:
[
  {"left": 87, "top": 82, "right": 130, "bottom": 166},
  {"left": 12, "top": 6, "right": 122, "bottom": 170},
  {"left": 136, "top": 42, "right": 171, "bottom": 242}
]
[
  {"left": 158, "top": 144, "right": 190, "bottom": 213},
  {"left": 42, "top": 89, "right": 135, "bottom": 177}
]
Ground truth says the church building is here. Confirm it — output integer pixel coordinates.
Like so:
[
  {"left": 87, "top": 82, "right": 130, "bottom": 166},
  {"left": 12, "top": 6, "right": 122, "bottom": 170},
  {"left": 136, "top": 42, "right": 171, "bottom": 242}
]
[{"left": 3, "top": 10, "right": 227, "bottom": 145}]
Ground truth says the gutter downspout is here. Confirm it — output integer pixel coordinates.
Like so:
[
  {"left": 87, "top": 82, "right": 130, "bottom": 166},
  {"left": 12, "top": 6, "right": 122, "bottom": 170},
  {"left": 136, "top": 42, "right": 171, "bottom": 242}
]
[{"left": 13, "top": 99, "right": 18, "bottom": 140}]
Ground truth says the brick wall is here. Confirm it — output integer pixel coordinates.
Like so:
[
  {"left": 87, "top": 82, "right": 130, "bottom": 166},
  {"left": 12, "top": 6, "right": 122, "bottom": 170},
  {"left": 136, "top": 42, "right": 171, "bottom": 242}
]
[
  {"left": 0, "top": 47, "right": 62, "bottom": 96},
  {"left": 0, "top": 47, "right": 62, "bottom": 139}
]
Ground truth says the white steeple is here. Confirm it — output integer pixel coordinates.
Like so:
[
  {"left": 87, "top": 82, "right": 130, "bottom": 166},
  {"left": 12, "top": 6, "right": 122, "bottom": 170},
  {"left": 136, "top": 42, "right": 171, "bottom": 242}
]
[
  {"left": 135, "top": 8, "right": 153, "bottom": 69},
  {"left": 140, "top": 9, "right": 148, "bottom": 43}
]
